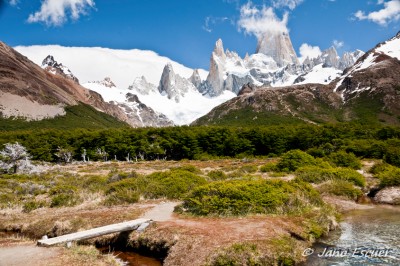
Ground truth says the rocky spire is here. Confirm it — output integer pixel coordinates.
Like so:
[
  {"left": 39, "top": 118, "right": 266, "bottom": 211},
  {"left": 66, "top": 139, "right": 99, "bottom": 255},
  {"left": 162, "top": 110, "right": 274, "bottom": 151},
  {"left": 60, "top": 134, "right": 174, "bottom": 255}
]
[
  {"left": 190, "top": 69, "right": 202, "bottom": 89},
  {"left": 158, "top": 63, "right": 196, "bottom": 102},
  {"left": 321, "top": 47, "right": 339, "bottom": 68},
  {"left": 256, "top": 31, "right": 299, "bottom": 67},
  {"left": 206, "top": 39, "right": 227, "bottom": 96},
  {"left": 158, "top": 63, "right": 176, "bottom": 97}
]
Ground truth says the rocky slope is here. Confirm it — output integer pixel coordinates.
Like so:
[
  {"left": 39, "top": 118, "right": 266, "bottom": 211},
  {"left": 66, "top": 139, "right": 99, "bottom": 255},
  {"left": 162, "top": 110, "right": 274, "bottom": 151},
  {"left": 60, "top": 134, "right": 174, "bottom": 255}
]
[
  {"left": 194, "top": 32, "right": 400, "bottom": 126},
  {"left": 0, "top": 41, "right": 130, "bottom": 126}
]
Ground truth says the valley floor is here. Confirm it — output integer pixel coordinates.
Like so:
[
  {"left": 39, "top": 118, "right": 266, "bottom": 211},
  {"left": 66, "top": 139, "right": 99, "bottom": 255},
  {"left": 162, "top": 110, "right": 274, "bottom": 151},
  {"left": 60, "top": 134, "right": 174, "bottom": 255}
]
[{"left": 0, "top": 159, "right": 394, "bottom": 265}]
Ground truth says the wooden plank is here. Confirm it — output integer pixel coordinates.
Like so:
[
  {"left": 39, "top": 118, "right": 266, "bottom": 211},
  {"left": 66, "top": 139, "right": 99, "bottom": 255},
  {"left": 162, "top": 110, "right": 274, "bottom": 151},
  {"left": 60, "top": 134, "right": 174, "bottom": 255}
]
[{"left": 37, "top": 218, "right": 151, "bottom": 246}]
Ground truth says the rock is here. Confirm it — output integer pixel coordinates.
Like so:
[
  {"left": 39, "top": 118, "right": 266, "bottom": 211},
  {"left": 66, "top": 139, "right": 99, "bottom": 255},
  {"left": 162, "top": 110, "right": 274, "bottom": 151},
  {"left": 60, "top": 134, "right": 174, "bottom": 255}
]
[
  {"left": 256, "top": 30, "right": 299, "bottom": 67},
  {"left": 128, "top": 76, "right": 157, "bottom": 95},
  {"left": 321, "top": 47, "right": 340, "bottom": 69},
  {"left": 158, "top": 63, "right": 196, "bottom": 102},
  {"left": 205, "top": 39, "right": 226, "bottom": 96},
  {"left": 41, "top": 55, "right": 79, "bottom": 84},
  {"left": 374, "top": 187, "right": 400, "bottom": 205},
  {"left": 190, "top": 69, "right": 202, "bottom": 89}
]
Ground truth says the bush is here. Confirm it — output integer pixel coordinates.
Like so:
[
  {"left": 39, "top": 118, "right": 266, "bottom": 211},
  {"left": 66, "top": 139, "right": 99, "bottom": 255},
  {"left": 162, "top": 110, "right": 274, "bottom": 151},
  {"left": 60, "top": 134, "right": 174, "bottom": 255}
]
[
  {"left": 210, "top": 243, "right": 268, "bottom": 266},
  {"left": 143, "top": 170, "right": 207, "bottom": 199},
  {"left": 296, "top": 167, "right": 365, "bottom": 187},
  {"left": 50, "top": 193, "right": 79, "bottom": 207},
  {"left": 23, "top": 200, "right": 46, "bottom": 213},
  {"left": 384, "top": 146, "right": 400, "bottom": 167},
  {"left": 318, "top": 180, "right": 363, "bottom": 200},
  {"left": 238, "top": 165, "right": 258, "bottom": 174},
  {"left": 182, "top": 179, "right": 322, "bottom": 216},
  {"left": 207, "top": 170, "right": 228, "bottom": 181},
  {"left": 104, "top": 189, "right": 140, "bottom": 206},
  {"left": 49, "top": 185, "right": 78, "bottom": 195},
  {"left": 376, "top": 166, "right": 400, "bottom": 187},
  {"left": 106, "top": 169, "right": 207, "bottom": 200},
  {"left": 260, "top": 162, "right": 277, "bottom": 173},
  {"left": 369, "top": 162, "right": 391, "bottom": 175},
  {"left": 327, "top": 151, "right": 362, "bottom": 169},
  {"left": 49, "top": 184, "right": 80, "bottom": 207},
  {"left": 276, "top": 150, "right": 317, "bottom": 172}
]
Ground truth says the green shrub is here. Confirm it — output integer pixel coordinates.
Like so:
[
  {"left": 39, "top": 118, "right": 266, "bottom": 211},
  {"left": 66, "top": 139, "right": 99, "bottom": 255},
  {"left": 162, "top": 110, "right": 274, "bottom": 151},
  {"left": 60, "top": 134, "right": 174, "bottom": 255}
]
[
  {"left": 260, "top": 162, "right": 277, "bottom": 173},
  {"left": 106, "top": 169, "right": 207, "bottom": 200},
  {"left": 369, "top": 162, "right": 391, "bottom": 175},
  {"left": 23, "top": 200, "right": 46, "bottom": 213},
  {"left": 209, "top": 243, "right": 266, "bottom": 266},
  {"left": 104, "top": 189, "right": 140, "bottom": 206},
  {"left": 238, "top": 165, "right": 258, "bottom": 174},
  {"left": 377, "top": 166, "right": 400, "bottom": 187},
  {"left": 49, "top": 185, "right": 78, "bottom": 195},
  {"left": 84, "top": 175, "right": 108, "bottom": 192},
  {"left": 50, "top": 193, "right": 79, "bottom": 207},
  {"left": 384, "top": 146, "right": 400, "bottom": 167},
  {"left": 182, "top": 179, "right": 322, "bottom": 216},
  {"left": 318, "top": 180, "right": 363, "bottom": 200},
  {"left": 143, "top": 170, "right": 207, "bottom": 199},
  {"left": 276, "top": 150, "right": 317, "bottom": 172},
  {"left": 172, "top": 165, "right": 202, "bottom": 174},
  {"left": 327, "top": 151, "right": 362, "bottom": 169},
  {"left": 207, "top": 170, "right": 228, "bottom": 181},
  {"left": 296, "top": 167, "right": 365, "bottom": 187}
]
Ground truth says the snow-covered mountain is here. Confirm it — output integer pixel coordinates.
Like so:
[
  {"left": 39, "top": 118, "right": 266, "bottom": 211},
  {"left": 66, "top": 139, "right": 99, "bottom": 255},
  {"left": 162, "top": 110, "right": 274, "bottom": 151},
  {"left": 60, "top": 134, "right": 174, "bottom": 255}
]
[
  {"left": 16, "top": 31, "right": 364, "bottom": 127},
  {"left": 194, "top": 32, "right": 400, "bottom": 127},
  {"left": 42, "top": 55, "right": 79, "bottom": 83},
  {"left": 14, "top": 45, "right": 208, "bottom": 88},
  {"left": 200, "top": 32, "right": 364, "bottom": 96},
  {"left": 84, "top": 72, "right": 235, "bottom": 125}
]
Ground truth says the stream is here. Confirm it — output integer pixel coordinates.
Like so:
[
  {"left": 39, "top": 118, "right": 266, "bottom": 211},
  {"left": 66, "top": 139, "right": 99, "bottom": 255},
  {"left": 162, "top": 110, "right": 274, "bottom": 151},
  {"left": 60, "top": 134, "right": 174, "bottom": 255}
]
[{"left": 303, "top": 205, "right": 400, "bottom": 265}]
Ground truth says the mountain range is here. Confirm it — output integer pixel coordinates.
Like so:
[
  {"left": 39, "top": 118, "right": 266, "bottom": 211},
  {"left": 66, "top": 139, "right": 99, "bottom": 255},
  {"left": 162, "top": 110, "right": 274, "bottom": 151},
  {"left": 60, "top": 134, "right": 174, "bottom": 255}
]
[
  {"left": 1, "top": 31, "right": 399, "bottom": 129},
  {"left": 194, "top": 32, "right": 400, "bottom": 126}
]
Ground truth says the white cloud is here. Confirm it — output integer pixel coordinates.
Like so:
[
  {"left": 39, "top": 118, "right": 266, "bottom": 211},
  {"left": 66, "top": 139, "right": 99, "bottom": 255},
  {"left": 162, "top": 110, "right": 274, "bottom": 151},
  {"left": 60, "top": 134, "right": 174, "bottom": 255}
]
[
  {"left": 354, "top": 0, "right": 400, "bottom": 26},
  {"left": 203, "top": 16, "right": 229, "bottom": 33},
  {"left": 9, "top": 0, "right": 19, "bottom": 6},
  {"left": 272, "top": 0, "right": 304, "bottom": 10},
  {"left": 238, "top": 2, "right": 289, "bottom": 37},
  {"left": 28, "top": 0, "right": 95, "bottom": 26},
  {"left": 298, "top": 43, "right": 322, "bottom": 63},
  {"left": 333, "top": 40, "right": 344, "bottom": 49}
]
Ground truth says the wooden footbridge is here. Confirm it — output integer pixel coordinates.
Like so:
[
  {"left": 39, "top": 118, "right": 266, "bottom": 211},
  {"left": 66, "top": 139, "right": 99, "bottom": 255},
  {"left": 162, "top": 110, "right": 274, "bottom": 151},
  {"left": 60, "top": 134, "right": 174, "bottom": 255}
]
[{"left": 37, "top": 218, "right": 151, "bottom": 247}]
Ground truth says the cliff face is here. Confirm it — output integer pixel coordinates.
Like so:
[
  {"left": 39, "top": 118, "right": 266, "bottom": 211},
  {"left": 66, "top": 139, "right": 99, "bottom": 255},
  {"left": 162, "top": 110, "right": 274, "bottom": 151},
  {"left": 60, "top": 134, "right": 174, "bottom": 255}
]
[{"left": 256, "top": 31, "right": 299, "bottom": 67}]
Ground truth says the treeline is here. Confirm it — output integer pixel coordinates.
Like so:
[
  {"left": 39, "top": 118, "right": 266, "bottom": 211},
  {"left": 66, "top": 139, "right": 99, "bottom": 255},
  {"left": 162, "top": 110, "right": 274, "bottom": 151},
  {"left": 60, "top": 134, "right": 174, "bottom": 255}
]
[{"left": 0, "top": 124, "right": 399, "bottom": 164}]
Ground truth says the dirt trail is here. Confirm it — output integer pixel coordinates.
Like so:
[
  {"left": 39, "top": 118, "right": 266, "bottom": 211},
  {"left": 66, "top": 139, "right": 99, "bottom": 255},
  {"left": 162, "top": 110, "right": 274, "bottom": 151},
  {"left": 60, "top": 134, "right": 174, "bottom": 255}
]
[
  {"left": 0, "top": 244, "right": 61, "bottom": 266},
  {"left": 141, "top": 201, "right": 180, "bottom": 222}
]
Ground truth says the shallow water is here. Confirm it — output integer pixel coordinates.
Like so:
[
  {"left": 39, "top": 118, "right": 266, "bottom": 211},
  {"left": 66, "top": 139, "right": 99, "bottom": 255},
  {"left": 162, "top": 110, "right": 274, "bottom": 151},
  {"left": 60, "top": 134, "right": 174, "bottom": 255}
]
[
  {"left": 303, "top": 206, "right": 400, "bottom": 265},
  {"left": 99, "top": 246, "right": 162, "bottom": 266}
]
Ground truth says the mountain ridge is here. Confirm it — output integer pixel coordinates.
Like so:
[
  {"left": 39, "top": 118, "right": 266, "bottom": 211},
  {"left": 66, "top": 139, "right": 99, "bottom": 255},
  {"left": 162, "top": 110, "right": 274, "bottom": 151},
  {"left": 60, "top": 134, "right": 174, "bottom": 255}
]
[{"left": 193, "top": 32, "right": 400, "bottom": 127}]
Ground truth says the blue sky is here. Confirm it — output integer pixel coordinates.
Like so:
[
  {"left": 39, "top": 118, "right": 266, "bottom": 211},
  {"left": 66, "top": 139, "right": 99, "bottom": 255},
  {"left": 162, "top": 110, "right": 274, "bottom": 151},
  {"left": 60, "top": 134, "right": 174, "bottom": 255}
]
[{"left": 0, "top": 0, "right": 399, "bottom": 69}]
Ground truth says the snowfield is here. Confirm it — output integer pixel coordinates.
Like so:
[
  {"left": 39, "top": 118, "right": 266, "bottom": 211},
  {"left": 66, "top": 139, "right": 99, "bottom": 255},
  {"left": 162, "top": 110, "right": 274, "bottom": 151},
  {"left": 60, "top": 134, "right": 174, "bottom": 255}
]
[{"left": 83, "top": 82, "right": 236, "bottom": 125}]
